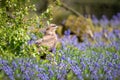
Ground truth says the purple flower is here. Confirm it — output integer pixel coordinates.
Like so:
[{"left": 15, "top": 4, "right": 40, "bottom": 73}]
[
  {"left": 92, "top": 15, "right": 99, "bottom": 26},
  {"left": 107, "top": 75, "right": 113, "bottom": 80},
  {"left": 71, "top": 35, "right": 78, "bottom": 45},
  {"left": 92, "top": 74, "right": 99, "bottom": 80},
  {"left": 2, "top": 65, "right": 15, "bottom": 80},
  {"left": 99, "top": 54, "right": 104, "bottom": 59},
  {"left": 64, "top": 29, "right": 71, "bottom": 36},
  {"left": 110, "top": 15, "right": 120, "bottom": 27},
  {"left": 107, "top": 32, "right": 116, "bottom": 41},
  {"left": 12, "top": 61, "right": 17, "bottom": 70},
  {"left": 37, "top": 73, "right": 49, "bottom": 80},
  {"left": 106, "top": 69, "right": 111, "bottom": 75},
  {"left": 94, "top": 41, "right": 105, "bottom": 47},
  {"left": 89, "top": 66, "right": 94, "bottom": 72},
  {"left": 61, "top": 55, "right": 66, "bottom": 60},
  {"left": 31, "top": 33, "right": 37, "bottom": 40},
  {"left": 112, "top": 70, "right": 118, "bottom": 78},
  {"left": 51, "top": 48, "right": 56, "bottom": 53},
  {"left": 93, "top": 32, "right": 103, "bottom": 41},
  {"left": 20, "top": 65, "right": 25, "bottom": 72},
  {"left": 0, "top": 59, "right": 8, "bottom": 65},
  {"left": 25, "top": 62, "right": 31, "bottom": 67},
  {"left": 77, "top": 43, "right": 86, "bottom": 51},
  {"left": 107, "top": 62, "right": 113, "bottom": 67},
  {"left": 48, "top": 66, "right": 54, "bottom": 78},
  {"left": 100, "top": 15, "right": 109, "bottom": 27},
  {"left": 113, "top": 29, "right": 120, "bottom": 36},
  {"left": 71, "top": 65, "right": 83, "bottom": 80},
  {"left": 117, "top": 12, "right": 120, "bottom": 18},
  {"left": 24, "top": 71, "right": 31, "bottom": 80},
  {"left": 94, "top": 62, "right": 99, "bottom": 68},
  {"left": 92, "top": 69, "right": 98, "bottom": 75},
  {"left": 113, "top": 53, "right": 119, "bottom": 59},
  {"left": 27, "top": 40, "right": 35, "bottom": 45},
  {"left": 38, "top": 68, "right": 45, "bottom": 73},
  {"left": 56, "top": 67, "right": 67, "bottom": 80},
  {"left": 117, "top": 63, "right": 120, "bottom": 69},
  {"left": 67, "top": 58, "right": 72, "bottom": 64},
  {"left": 80, "top": 62, "right": 86, "bottom": 70}
]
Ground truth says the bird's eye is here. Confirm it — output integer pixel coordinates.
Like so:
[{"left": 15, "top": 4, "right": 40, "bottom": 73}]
[
  {"left": 50, "top": 24, "right": 56, "bottom": 27},
  {"left": 52, "top": 25, "right": 55, "bottom": 27},
  {"left": 46, "top": 27, "right": 50, "bottom": 30}
]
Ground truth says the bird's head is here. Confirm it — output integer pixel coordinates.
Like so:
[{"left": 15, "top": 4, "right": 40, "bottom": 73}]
[{"left": 45, "top": 24, "right": 58, "bottom": 35}]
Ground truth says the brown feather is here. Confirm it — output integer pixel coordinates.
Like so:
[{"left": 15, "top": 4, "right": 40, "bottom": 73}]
[{"left": 35, "top": 24, "right": 58, "bottom": 51}]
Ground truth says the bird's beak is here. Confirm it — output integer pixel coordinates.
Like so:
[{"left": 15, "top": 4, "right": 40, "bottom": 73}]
[{"left": 55, "top": 26, "right": 58, "bottom": 29}]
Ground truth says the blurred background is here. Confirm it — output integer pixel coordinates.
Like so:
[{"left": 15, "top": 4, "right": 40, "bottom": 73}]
[
  {"left": 30, "top": 0, "right": 120, "bottom": 41},
  {"left": 33, "top": 0, "right": 120, "bottom": 20},
  {"left": 1, "top": 0, "right": 120, "bottom": 41}
]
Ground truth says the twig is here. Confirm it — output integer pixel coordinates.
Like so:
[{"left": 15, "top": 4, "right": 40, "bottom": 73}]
[{"left": 60, "top": 2, "right": 86, "bottom": 20}]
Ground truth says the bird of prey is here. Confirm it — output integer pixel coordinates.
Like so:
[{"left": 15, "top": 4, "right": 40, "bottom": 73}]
[{"left": 35, "top": 24, "right": 58, "bottom": 52}]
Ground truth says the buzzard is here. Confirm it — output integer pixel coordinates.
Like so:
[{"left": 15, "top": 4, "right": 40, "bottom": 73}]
[{"left": 35, "top": 24, "right": 58, "bottom": 52}]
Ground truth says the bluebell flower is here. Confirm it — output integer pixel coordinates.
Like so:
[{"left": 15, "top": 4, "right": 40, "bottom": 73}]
[
  {"left": 20, "top": 65, "right": 25, "bottom": 72},
  {"left": 37, "top": 73, "right": 49, "bottom": 80},
  {"left": 89, "top": 66, "right": 94, "bottom": 72},
  {"left": 2, "top": 65, "right": 15, "bottom": 80},
  {"left": 38, "top": 68, "right": 45, "bottom": 73},
  {"left": 70, "top": 64, "right": 83, "bottom": 79},
  {"left": 67, "top": 57, "right": 76, "bottom": 65},
  {"left": 80, "top": 62, "right": 86, "bottom": 70},
  {"left": 61, "top": 55, "right": 66, "bottom": 60},
  {"left": 92, "top": 70, "right": 98, "bottom": 80},
  {"left": 51, "top": 47, "right": 56, "bottom": 53},
  {"left": 100, "top": 15, "right": 109, "bottom": 27},
  {"left": 113, "top": 29, "right": 120, "bottom": 36},
  {"left": 103, "top": 66, "right": 108, "bottom": 73},
  {"left": 27, "top": 40, "right": 35, "bottom": 45},
  {"left": 25, "top": 62, "right": 31, "bottom": 67},
  {"left": 77, "top": 43, "right": 86, "bottom": 51},
  {"left": 1, "top": 59, "right": 8, "bottom": 66},
  {"left": 108, "top": 62, "right": 113, "bottom": 67},
  {"left": 107, "top": 75, "right": 113, "bottom": 80},
  {"left": 12, "top": 61, "right": 17, "bottom": 70},
  {"left": 31, "top": 33, "right": 37, "bottom": 40},
  {"left": 94, "top": 62, "right": 99, "bottom": 68},
  {"left": 64, "top": 29, "right": 71, "bottom": 36},
  {"left": 110, "top": 15, "right": 120, "bottom": 27},
  {"left": 93, "top": 32, "right": 103, "bottom": 41},
  {"left": 92, "top": 15, "right": 99, "bottom": 26},
  {"left": 24, "top": 71, "right": 31, "bottom": 80},
  {"left": 56, "top": 67, "right": 67, "bottom": 80},
  {"left": 112, "top": 70, "right": 118, "bottom": 78},
  {"left": 107, "top": 32, "right": 116, "bottom": 41},
  {"left": 117, "top": 63, "right": 120, "bottom": 69},
  {"left": 48, "top": 66, "right": 54, "bottom": 78},
  {"left": 117, "top": 12, "right": 120, "bottom": 18},
  {"left": 99, "top": 54, "right": 104, "bottom": 59}
]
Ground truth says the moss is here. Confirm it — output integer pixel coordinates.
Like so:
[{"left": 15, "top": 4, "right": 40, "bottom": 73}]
[{"left": 64, "top": 15, "right": 94, "bottom": 42}]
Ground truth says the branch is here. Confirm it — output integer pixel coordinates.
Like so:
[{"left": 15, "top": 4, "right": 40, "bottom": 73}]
[{"left": 60, "top": 2, "right": 85, "bottom": 19}]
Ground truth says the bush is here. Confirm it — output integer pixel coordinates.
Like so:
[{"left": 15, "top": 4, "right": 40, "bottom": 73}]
[{"left": 0, "top": 0, "right": 55, "bottom": 59}]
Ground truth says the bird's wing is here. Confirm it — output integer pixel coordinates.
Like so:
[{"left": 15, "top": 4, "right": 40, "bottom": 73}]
[
  {"left": 35, "top": 35, "right": 55, "bottom": 45},
  {"left": 42, "top": 35, "right": 55, "bottom": 42},
  {"left": 41, "top": 35, "right": 57, "bottom": 48}
]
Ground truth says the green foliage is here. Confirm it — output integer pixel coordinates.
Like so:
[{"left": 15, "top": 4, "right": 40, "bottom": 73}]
[
  {"left": 0, "top": 0, "right": 54, "bottom": 59},
  {"left": 39, "top": 6, "right": 53, "bottom": 26},
  {"left": 0, "top": 0, "right": 34, "bottom": 57},
  {"left": 39, "top": 0, "right": 61, "bottom": 25}
]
